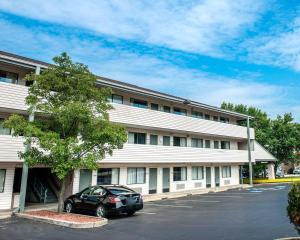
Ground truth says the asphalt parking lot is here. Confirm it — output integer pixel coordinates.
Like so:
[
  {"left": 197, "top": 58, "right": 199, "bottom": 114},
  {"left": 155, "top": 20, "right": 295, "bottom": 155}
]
[{"left": 0, "top": 184, "right": 298, "bottom": 240}]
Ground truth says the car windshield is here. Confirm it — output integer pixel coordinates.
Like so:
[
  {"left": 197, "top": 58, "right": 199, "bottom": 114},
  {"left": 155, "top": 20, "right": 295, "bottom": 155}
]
[{"left": 106, "top": 187, "right": 135, "bottom": 195}]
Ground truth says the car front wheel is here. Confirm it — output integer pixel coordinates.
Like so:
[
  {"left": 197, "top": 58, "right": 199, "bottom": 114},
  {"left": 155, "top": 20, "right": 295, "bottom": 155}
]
[
  {"left": 65, "top": 202, "right": 73, "bottom": 213},
  {"left": 96, "top": 205, "right": 107, "bottom": 218}
]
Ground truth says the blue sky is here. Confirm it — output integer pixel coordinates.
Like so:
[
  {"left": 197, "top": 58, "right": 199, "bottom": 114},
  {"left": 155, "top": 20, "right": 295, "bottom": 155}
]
[{"left": 0, "top": 0, "right": 300, "bottom": 121}]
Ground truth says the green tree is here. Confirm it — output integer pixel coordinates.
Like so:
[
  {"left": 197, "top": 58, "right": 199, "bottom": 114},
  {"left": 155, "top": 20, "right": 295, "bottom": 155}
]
[
  {"left": 268, "top": 113, "right": 299, "bottom": 166},
  {"left": 4, "top": 53, "right": 127, "bottom": 213},
  {"left": 221, "top": 102, "right": 300, "bottom": 173},
  {"left": 287, "top": 182, "right": 300, "bottom": 234}
]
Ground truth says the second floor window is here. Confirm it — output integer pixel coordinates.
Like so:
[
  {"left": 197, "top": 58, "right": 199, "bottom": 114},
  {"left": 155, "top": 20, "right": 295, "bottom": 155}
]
[
  {"left": 205, "top": 140, "right": 211, "bottom": 148},
  {"left": 173, "top": 136, "right": 187, "bottom": 147},
  {"left": 150, "top": 134, "right": 158, "bottom": 145},
  {"left": 111, "top": 94, "right": 123, "bottom": 104},
  {"left": 0, "top": 119, "right": 10, "bottom": 135},
  {"left": 173, "top": 107, "right": 187, "bottom": 116},
  {"left": 128, "top": 132, "right": 146, "bottom": 144},
  {"left": 130, "top": 98, "right": 148, "bottom": 109},
  {"left": 191, "top": 138, "right": 203, "bottom": 148},
  {"left": 163, "top": 136, "right": 170, "bottom": 146},
  {"left": 214, "top": 141, "right": 219, "bottom": 149},
  {"left": 221, "top": 141, "right": 230, "bottom": 149}
]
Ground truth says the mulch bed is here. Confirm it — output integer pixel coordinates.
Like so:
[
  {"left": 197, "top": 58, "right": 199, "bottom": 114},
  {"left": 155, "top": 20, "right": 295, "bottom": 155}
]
[{"left": 26, "top": 210, "right": 101, "bottom": 223}]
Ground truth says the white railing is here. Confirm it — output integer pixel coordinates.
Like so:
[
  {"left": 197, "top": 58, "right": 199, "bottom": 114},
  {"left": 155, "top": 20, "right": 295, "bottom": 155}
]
[{"left": 109, "top": 103, "right": 255, "bottom": 139}]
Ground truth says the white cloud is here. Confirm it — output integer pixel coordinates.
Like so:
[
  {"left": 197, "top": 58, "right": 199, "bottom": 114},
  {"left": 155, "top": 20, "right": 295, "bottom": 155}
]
[
  {"left": 245, "top": 15, "right": 300, "bottom": 71},
  {"left": 0, "top": 0, "right": 267, "bottom": 57},
  {"left": 0, "top": 17, "right": 299, "bottom": 121}
]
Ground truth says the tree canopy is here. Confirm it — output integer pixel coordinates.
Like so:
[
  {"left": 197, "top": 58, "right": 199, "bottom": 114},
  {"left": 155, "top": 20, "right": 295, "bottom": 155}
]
[
  {"left": 221, "top": 102, "right": 300, "bottom": 169},
  {"left": 4, "top": 53, "right": 127, "bottom": 212}
]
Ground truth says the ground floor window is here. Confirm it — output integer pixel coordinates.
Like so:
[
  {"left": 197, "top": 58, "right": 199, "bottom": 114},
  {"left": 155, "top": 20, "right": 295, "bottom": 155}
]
[
  {"left": 97, "top": 168, "right": 119, "bottom": 185},
  {"left": 0, "top": 169, "right": 6, "bottom": 192},
  {"left": 127, "top": 168, "right": 146, "bottom": 184},
  {"left": 222, "top": 166, "right": 231, "bottom": 178},
  {"left": 173, "top": 167, "right": 187, "bottom": 181},
  {"left": 192, "top": 167, "right": 204, "bottom": 180}
]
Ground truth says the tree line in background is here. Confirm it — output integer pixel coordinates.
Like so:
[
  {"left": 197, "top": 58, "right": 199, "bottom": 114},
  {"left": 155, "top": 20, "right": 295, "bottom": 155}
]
[{"left": 221, "top": 102, "right": 300, "bottom": 176}]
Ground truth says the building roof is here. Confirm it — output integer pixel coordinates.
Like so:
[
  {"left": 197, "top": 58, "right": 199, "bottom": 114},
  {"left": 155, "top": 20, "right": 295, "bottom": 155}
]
[{"left": 0, "top": 50, "right": 253, "bottom": 119}]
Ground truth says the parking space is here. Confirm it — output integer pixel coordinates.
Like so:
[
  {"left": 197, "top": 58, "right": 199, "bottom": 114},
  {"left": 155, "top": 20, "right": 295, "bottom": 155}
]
[{"left": 0, "top": 184, "right": 298, "bottom": 240}]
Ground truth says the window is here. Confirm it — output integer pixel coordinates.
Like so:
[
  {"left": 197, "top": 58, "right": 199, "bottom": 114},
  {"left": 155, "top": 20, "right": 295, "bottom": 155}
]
[
  {"left": 163, "top": 136, "right": 170, "bottom": 146},
  {"left": 151, "top": 103, "right": 159, "bottom": 111},
  {"left": 191, "top": 111, "right": 203, "bottom": 119},
  {"left": 128, "top": 132, "right": 146, "bottom": 144},
  {"left": 221, "top": 141, "right": 230, "bottom": 149},
  {"left": 0, "top": 169, "right": 5, "bottom": 192},
  {"left": 204, "top": 114, "right": 210, "bottom": 120},
  {"left": 192, "top": 167, "right": 204, "bottom": 180},
  {"left": 130, "top": 98, "right": 148, "bottom": 108},
  {"left": 173, "top": 167, "right": 187, "bottom": 181},
  {"left": 214, "top": 141, "right": 219, "bottom": 149},
  {"left": 127, "top": 168, "right": 145, "bottom": 184},
  {"left": 0, "top": 119, "right": 10, "bottom": 135},
  {"left": 97, "top": 168, "right": 119, "bottom": 185},
  {"left": 173, "top": 136, "right": 187, "bottom": 147},
  {"left": 91, "top": 187, "right": 106, "bottom": 196},
  {"left": 173, "top": 107, "right": 187, "bottom": 116},
  {"left": 163, "top": 106, "right": 171, "bottom": 113},
  {"left": 205, "top": 140, "right": 211, "bottom": 148},
  {"left": 213, "top": 116, "right": 219, "bottom": 121},
  {"left": 220, "top": 117, "right": 230, "bottom": 123},
  {"left": 222, "top": 166, "right": 231, "bottom": 178},
  {"left": 150, "top": 134, "right": 158, "bottom": 145},
  {"left": 111, "top": 94, "right": 123, "bottom": 104},
  {"left": 191, "top": 138, "right": 203, "bottom": 148},
  {"left": 0, "top": 70, "right": 18, "bottom": 84}
]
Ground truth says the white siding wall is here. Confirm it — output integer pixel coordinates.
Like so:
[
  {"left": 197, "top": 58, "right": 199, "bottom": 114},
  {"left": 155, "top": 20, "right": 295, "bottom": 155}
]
[
  {"left": 0, "top": 168, "right": 14, "bottom": 210},
  {"left": 0, "top": 82, "right": 28, "bottom": 111},
  {"left": 102, "top": 144, "right": 255, "bottom": 164},
  {"left": 109, "top": 103, "right": 255, "bottom": 139},
  {"left": 0, "top": 136, "right": 24, "bottom": 162}
]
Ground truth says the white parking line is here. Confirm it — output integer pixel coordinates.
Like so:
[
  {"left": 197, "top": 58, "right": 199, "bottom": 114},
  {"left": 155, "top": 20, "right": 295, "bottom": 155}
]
[
  {"left": 146, "top": 203, "right": 193, "bottom": 208},
  {"left": 173, "top": 200, "right": 220, "bottom": 203},
  {"left": 200, "top": 195, "right": 243, "bottom": 198},
  {"left": 138, "top": 212, "right": 157, "bottom": 215}
]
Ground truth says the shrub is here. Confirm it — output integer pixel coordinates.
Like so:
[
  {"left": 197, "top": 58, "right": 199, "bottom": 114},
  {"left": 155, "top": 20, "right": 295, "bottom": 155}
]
[{"left": 287, "top": 182, "right": 300, "bottom": 234}]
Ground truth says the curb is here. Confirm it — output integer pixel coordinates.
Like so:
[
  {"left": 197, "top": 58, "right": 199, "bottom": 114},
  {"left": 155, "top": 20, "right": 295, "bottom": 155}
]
[{"left": 15, "top": 212, "right": 108, "bottom": 228}]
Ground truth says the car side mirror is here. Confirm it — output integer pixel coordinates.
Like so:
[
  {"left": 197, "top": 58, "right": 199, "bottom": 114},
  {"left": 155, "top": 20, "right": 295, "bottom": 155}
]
[{"left": 81, "top": 194, "right": 88, "bottom": 199}]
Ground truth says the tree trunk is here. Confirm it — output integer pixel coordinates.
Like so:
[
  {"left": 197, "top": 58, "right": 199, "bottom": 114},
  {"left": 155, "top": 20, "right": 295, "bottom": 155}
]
[{"left": 57, "top": 171, "right": 72, "bottom": 213}]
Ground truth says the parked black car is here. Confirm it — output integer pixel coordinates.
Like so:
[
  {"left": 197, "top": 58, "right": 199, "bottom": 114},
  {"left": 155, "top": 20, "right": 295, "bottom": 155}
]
[{"left": 64, "top": 185, "right": 143, "bottom": 218}]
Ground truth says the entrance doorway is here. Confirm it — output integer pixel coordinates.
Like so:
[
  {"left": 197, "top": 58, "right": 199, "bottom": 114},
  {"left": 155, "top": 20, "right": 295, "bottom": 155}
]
[
  {"left": 215, "top": 167, "right": 220, "bottom": 187},
  {"left": 206, "top": 167, "right": 211, "bottom": 188},
  {"left": 149, "top": 168, "right": 158, "bottom": 194},
  {"left": 79, "top": 169, "right": 92, "bottom": 192},
  {"left": 162, "top": 168, "right": 170, "bottom": 193}
]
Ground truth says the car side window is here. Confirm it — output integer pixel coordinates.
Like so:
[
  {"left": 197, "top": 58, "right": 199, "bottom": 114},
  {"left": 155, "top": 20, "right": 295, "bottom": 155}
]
[
  {"left": 81, "top": 187, "right": 92, "bottom": 196},
  {"left": 92, "top": 187, "right": 106, "bottom": 196}
]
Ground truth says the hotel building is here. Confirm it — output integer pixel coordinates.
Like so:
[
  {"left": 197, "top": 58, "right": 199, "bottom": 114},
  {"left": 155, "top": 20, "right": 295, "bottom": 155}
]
[{"left": 0, "top": 51, "right": 276, "bottom": 211}]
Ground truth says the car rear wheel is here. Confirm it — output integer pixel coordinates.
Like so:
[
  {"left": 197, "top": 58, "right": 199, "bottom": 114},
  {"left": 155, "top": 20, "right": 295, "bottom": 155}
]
[
  {"left": 65, "top": 202, "right": 73, "bottom": 213},
  {"left": 127, "top": 210, "right": 135, "bottom": 216},
  {"left": 96, "top": 205, "right": 107, "bottom": 218}
]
